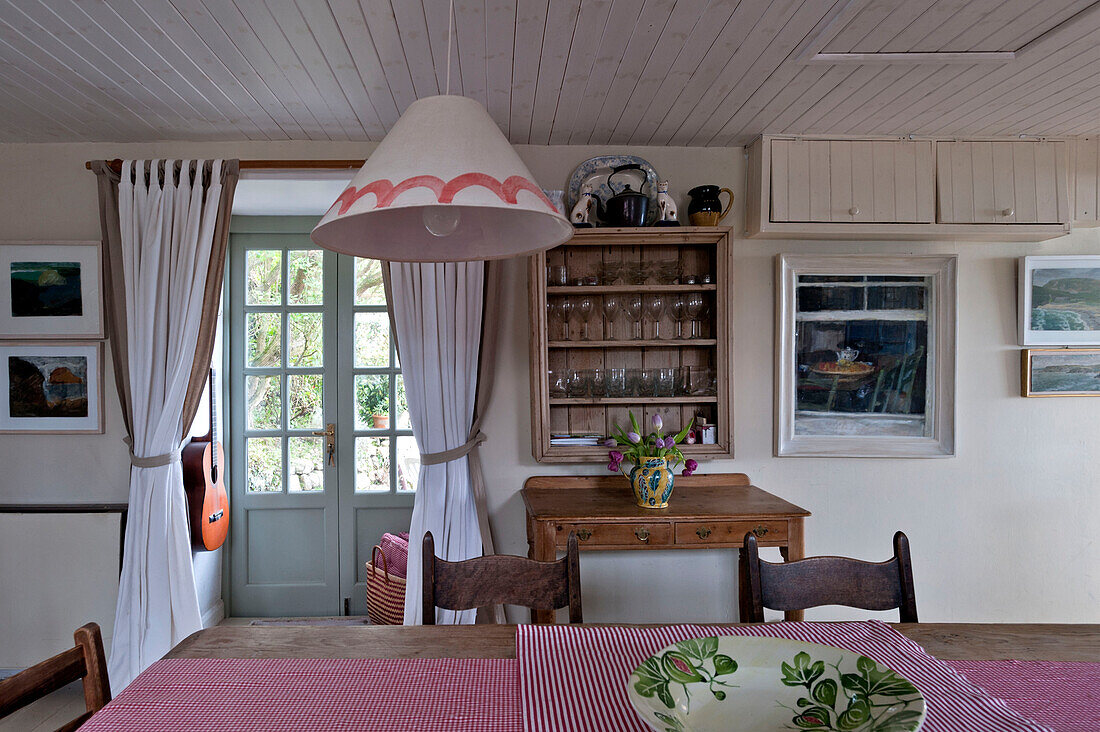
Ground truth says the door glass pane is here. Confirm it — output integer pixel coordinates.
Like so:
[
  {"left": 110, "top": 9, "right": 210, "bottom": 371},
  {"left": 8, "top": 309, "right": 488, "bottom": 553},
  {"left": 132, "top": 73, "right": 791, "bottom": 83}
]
[
  {"left": 355, "top": 374, "right": 389, "bottom": 430},
  {"left": 396, "top": 435, "right": 419, "bottom": 493},
  {"left": 355, "top": 258, "right": 386, "bottom": 305},
  {"left": 354, "top": 312, "right": 391, "bottom": 367},
  {"left": 247, "top": 250, "right": 282, "bottom": 305},
  {"left": 395, "top": 374, "right": 411, "bottom": 429},
  {"left": 355, "top": 436, "right": 390, "bottom": 492},
  {"left": 287, "top": 250, "right": 323, "bottom": 305},
  {"left": 247, "top": 312, "right": 282, "bottom": 367},
  {"left": 246, "top": 437, "right": 283, "bottom": 493},
  {"left": 288, "top": 374, "right": 323, "bottom": 429},
  {"left": 288, "top": 437, "right": 325, "bottom": 492},
  {"left": 246, "top": 375, "right": 281, "bottom": 430},
  {"left": 288, "top": 312, "right": 323, "bottom": 366}
]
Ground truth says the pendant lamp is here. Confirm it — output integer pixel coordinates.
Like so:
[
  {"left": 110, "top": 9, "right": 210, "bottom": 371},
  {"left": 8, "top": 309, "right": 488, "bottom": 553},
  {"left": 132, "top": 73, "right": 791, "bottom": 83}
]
[{"left": 311, "top": 94, "right": 573, "bottom": 261}]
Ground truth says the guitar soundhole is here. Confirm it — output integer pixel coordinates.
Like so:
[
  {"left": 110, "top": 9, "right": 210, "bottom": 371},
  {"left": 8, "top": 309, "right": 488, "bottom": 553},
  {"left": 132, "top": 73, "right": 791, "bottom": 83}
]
[{"left": 211, "top": 465, "right": 218, "bottom": 484}]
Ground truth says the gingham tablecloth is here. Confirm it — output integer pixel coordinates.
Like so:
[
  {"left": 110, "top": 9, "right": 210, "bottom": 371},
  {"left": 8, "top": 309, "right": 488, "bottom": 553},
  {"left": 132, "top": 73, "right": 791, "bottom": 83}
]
[
  {"left": 518, "top": 620, "right": 1053, "bottom": 732},
  {"left": 80, "top": 657, "right": 522, "bottom": 731}
]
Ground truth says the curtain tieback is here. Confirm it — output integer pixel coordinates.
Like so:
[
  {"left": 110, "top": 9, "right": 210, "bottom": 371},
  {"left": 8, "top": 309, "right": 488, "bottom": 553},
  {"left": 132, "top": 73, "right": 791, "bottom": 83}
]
[
  {"left": 420, "top": 431, "right": 486, "bottom": 465},
  {"left": 123, "top": 437, "right": 182, "bottom": 468}
]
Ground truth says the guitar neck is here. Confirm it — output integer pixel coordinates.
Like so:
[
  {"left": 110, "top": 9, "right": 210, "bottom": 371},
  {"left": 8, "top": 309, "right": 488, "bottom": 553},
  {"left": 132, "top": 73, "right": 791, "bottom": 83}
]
[{"left": 210, "top": 370, "right": 219, "bottom": 468}]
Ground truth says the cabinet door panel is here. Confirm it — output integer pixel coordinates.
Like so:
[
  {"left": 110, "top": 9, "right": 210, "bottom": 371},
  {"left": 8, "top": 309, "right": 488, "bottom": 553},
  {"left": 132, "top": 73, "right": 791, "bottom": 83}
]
[
  {"left": 771, "top": 139, "right": 932, "bottom": 223},
  {"left": 938, "top": 141, "right": 1068, "bottom": 223}
]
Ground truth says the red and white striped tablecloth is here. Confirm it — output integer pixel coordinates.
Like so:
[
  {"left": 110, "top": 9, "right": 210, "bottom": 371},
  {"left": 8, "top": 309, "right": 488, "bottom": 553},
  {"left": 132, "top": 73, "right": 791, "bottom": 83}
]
[
  {"left": 80, "top": 657, "right": 522, "bottom": 731},
  {"left": 946, "top": 660, "right": 1100, "bottom": 732},
  {"left": 517, "top": 620, "right": 1053, "bottom": 732}
]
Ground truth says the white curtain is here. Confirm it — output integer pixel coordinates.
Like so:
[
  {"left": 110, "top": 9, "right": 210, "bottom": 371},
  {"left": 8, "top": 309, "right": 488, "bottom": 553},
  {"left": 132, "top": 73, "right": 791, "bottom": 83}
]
[
  {"left": 390, "top": 262, "right": 485, "bottom": 625},
  {"left": 108, "top": 160, "right": 225, "bottom": 690}
]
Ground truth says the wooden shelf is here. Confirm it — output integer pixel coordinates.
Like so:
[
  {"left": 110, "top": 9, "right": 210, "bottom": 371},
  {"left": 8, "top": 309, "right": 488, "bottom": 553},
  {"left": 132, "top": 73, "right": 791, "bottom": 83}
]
[
  {"left": 547, "top": 284, "right": 717, "bottom": 293},
  {"left": 550, "top": 396, "right": 718, "bottom": 405},
  {"left": 548, "top": 339, "right": 716, "bottom": 348}
]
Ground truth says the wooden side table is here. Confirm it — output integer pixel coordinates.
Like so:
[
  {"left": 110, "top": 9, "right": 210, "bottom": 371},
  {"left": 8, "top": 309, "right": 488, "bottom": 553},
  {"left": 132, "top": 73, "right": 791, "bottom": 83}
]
[{"left": 521, "top": 473, "right": 811, "bottom": 623}]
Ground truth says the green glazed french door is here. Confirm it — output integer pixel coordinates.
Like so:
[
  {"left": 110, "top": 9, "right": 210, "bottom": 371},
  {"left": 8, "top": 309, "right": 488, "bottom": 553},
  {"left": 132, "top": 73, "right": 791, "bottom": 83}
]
[{"left": 227, "top": 216, "right": 415, "bottom": 617}]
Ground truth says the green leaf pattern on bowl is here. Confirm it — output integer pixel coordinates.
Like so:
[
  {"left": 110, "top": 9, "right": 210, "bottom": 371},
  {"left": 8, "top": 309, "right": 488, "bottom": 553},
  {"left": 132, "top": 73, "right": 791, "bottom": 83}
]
[{"left": 630, "top": 641, "right": 923, "bottom": 732}]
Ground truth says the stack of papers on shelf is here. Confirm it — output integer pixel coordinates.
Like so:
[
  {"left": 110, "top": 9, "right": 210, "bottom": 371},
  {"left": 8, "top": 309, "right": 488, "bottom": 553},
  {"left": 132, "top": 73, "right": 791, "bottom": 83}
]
[{"left": 549, "top": 433, "right": 604, "bottom": 446}]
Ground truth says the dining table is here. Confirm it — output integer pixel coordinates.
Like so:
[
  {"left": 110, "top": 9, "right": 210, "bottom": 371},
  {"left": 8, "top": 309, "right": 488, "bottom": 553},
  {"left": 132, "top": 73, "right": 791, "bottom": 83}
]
[{"left": 80, "top": 622, "right": 1100, "bottom": 731}]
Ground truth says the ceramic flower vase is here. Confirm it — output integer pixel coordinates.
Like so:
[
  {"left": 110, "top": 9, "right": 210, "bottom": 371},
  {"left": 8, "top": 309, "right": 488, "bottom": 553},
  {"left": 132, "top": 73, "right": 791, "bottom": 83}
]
[{"left": 629, "top": 457, "right": 675, "bottom": 509}]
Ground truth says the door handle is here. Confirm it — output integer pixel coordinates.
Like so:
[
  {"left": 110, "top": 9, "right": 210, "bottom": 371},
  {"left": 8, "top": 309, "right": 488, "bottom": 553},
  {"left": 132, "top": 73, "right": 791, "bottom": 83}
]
[{"left": 312, "top": 423, "right": 336, "bottom": 466}]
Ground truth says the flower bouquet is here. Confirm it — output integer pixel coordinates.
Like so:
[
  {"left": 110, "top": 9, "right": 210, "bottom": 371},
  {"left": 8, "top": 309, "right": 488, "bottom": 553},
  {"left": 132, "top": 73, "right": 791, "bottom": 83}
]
[{"left": 606, "top": 412, "right": 696, "bottom": 509}]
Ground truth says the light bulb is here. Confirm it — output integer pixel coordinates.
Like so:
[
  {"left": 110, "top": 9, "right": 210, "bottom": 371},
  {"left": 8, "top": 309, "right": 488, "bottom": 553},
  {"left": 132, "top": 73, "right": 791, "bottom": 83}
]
[{"left": 422, "top": 206, "right": 461, "bottom": 237}]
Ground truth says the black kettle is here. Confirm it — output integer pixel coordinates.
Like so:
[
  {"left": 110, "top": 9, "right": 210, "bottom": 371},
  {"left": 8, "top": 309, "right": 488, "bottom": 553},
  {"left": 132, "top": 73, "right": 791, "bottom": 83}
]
[{"left": 603, "top": 164, "right": 649, "bottom": 227}]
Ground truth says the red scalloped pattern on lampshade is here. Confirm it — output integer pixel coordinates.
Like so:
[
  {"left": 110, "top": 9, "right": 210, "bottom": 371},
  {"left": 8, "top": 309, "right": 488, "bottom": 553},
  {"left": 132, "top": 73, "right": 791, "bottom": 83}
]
[{"left": 329, "top": 172, "right": 557, "bottom": 216}]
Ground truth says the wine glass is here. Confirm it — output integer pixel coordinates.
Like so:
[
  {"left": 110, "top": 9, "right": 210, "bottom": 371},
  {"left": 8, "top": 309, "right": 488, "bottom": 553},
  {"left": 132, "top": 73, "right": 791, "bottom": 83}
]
[
  {"left": 644, "top": 294, "right": 666, "bottom": 339},
  {"left": 555, "top": 297, "right": 574, "bottom": 340},
  {"left": 625, "top": 295, "right": 643, "bottom": 340},
  {"left": 602, "top": 295, "right": 621, "bottom": 340},
  {"left": 576, "top": 296, "right": 595, "bottom": 340},
  {"left": 670, "top": 296, "right": 688, "bottom": 338},
  {"left": 685, "top": 293, "right": 706, "bottom": 338}
]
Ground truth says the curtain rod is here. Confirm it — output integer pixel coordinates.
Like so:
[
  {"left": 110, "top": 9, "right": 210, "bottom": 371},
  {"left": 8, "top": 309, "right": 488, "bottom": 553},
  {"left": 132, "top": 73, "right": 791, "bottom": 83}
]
[{"left": 85, "top": 159, "right": 365, "bottom": 173}]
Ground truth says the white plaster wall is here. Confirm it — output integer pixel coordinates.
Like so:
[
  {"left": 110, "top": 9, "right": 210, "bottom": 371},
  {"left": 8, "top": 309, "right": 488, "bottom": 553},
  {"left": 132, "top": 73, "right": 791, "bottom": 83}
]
[{"left": 0, "top": 142, "right": 1096, "bottom": 665}]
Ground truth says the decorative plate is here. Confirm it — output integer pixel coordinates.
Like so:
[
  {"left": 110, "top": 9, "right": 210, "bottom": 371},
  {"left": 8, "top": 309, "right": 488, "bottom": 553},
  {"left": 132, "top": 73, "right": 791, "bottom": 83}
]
[
  {"left": 810, "top": 361, "right": 875, "bottom": 379},
  {"left": 566, "top": 154, "right": 661, "bottom": 225},
  {"left": 627, "top": 636, "right": 925, "bottom": 732}
]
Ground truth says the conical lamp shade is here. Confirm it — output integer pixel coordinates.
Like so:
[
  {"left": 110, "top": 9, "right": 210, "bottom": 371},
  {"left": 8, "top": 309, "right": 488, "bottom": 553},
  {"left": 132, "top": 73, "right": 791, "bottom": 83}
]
[{"left": 311, "top": 95, "right": 573, "bottom": 261}]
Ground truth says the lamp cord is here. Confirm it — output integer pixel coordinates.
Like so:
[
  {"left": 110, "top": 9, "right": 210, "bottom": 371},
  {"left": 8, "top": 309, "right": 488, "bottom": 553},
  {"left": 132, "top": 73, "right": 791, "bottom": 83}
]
[{"left": 445, "top": 0, "right": 454, "bottom": 95}]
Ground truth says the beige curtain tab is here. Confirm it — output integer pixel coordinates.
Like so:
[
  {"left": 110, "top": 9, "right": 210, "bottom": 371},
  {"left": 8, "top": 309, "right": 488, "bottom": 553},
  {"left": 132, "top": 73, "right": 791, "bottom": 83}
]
[
  {"left": 123, "top": 437, "right": 182, "bottom": 468},
  {"left": 419, "top": 431, "right": 487, "bottom": 465}
]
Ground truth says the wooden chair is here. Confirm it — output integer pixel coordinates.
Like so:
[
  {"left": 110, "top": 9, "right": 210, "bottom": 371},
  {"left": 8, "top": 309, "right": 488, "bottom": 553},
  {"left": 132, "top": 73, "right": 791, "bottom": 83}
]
[
  {"left": 740, "top": 531, "right": 917, "bottom": 623},
  {"left": 0, "top": 623, "right": 111, "bottom": 732},
  {"left": 422, "top": 531, "right": 582, "bottom": 624}
]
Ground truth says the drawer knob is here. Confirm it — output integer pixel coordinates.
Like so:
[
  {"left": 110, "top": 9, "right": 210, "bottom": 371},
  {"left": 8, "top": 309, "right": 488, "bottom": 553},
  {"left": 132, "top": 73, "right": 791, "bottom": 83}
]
[
  {"left": 1001, "top": 207, "right": 1015, "bottom": 217},
  {"left": 576, "top": 528, "right": 592, "bottom": 541},
  {"left": 752, "top": 525, "right": 769, "bottom": 538},
  {"left": 848, "top": 206, "right": 860, "bottom": 216},
  {"left": 696, "top": 527, "right": 712, "bottom": 539},
  {"left": 634, "top": 528, "right": 650, "bottom": 542}
]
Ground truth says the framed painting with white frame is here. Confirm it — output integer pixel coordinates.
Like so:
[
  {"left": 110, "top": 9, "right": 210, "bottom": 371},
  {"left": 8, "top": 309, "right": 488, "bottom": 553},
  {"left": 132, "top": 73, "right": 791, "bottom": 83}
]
[
  {"left": 1022, "top": 348, "right": 1100, "bottom": 397},
  {"left": 1019, "top": 255, "right": 1100, "bottom": 346},
  {"left": 0, "top": 241, "right": 103, "bottom": 339},
  {"left": 0, "top": 341, "right": 104, "bottom": 434},
  {"left": 776, "top": 254, "right": 957, "bottom": 458}
]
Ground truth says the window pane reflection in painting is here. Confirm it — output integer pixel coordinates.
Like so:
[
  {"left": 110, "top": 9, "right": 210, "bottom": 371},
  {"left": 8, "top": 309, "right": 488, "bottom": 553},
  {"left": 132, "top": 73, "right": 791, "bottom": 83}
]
[{"left": 794, "top": 275, "right": 930, "bottom": 438}]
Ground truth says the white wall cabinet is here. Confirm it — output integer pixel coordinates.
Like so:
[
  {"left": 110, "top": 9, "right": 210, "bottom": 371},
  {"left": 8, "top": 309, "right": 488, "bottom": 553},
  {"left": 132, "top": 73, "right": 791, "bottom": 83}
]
[
  {"left": 746, "top": 135, "right": 1071, "bottom": 241},
  {"left": 937, "top": 141, "right": 1069, "bottom": 224},
  {"left": 1071, "top": 136, "right": 1099, "bottom": 225},
  {"left": 771, "top": 139, "right": 934, "bottom": 224}
]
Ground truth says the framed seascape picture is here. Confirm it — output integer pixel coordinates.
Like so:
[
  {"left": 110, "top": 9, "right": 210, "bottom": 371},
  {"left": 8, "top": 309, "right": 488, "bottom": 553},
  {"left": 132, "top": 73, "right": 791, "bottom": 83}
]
[
  {"left": 776, "top": 255, "right": 957, "bottom": 458},
  {"left": 1019, "top": 256, "right": 1100, "bottom": 346},
  {"left": 0, "top": 341, "right": 104, "bottom": 433},
  {"left": 1022, "top": 349, "right": 1100, "bottom": 397},
  {"left": 0, "top": 241, "right": 103, "bottom": 339}
]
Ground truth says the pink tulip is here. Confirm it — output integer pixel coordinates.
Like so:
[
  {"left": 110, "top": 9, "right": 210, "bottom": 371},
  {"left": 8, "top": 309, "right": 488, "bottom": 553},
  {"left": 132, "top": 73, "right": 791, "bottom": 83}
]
[
  {"left": 627, "top": 431, "right": 641, "bottom": 444},
  {"left": 603, "top": 438, "right": 618, "bottom": 448},
  {"left": 652, "top": 414, "right": 663, "bottom": 431}
]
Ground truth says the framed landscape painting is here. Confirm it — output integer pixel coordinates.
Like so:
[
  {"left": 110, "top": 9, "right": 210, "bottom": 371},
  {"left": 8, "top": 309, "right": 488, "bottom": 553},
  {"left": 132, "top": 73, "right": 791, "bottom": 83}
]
[
  {"left": 1019, "top": 256, "right": 1100, "bottom": 346},
  {"left": 0, "top": 241, "right": 103, "bottom": 339},
  {"left": 1022, "top": 348, "right": 1100, "bottom": 397},
  {"left": 776, "top": 254, "right": 957, "bottom": 458},
  {"left": 0, "top": 341, "right": 103, "bottom": 433}
]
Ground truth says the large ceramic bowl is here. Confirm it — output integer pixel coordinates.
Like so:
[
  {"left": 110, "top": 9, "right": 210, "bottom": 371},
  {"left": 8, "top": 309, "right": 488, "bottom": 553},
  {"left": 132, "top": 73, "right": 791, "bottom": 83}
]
[{"left": 627, "top": 635, "right": 925, "bottom": 732}]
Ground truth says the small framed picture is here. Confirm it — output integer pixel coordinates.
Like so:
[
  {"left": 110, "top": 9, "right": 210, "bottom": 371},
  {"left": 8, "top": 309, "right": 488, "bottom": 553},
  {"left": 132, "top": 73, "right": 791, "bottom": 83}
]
[
  {"left": 1019, "top": 256, "right": 1100, "bottom": 346},
  {"left": 0, "top": 341, "right": 104, "bottom": 433},
  {"left": 1022, "top": 348, "right": 1100, "bottom": 397},
  {"left": 0, "top": 241, "right": 103, "bottom": 339}
]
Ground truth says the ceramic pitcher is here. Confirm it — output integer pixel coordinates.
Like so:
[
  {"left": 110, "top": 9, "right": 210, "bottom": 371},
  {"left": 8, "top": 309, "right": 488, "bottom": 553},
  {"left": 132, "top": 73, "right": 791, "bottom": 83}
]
[
  {"left": 686, "top": 185, "right": 734, "bottom": 226},
  {"left": 629, "top": 457, "right": 675, "bottom": 509}
]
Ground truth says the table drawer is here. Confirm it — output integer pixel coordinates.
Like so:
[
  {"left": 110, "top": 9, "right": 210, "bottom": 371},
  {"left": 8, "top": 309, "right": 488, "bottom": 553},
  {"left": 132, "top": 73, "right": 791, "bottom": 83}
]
[
  {"left": 555, "top": 523, "right": 672, "bottom": 547},
  {"left": 674, "top": 520, "right": 787, "bottom": 545}
]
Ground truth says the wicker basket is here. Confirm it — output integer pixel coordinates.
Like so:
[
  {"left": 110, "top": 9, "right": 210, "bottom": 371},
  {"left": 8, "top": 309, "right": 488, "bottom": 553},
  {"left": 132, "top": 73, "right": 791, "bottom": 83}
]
[{"left": 365, "top": 545, "right": 406, "bottom": 625}]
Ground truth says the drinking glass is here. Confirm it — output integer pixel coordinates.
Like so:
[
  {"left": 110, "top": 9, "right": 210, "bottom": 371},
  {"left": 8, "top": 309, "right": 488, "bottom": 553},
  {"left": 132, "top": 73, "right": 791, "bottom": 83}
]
[
  {"left": 576, "top": 296, "right": 595, "bottom": 340},
  {"left": 670, "top": 296, "right": 688, "bottom": 338},
  {"left": 636, "top": 368, "right": 656, "bottom": 397},
  {"left": 685, "top": 293, "right": 706, "bottom": 338},
  {"left": 606, "top": 368, "right": 626, "bottom": 397},
  {"left": 625, "top": 295, "right": 643, "bottom": 340},
  {"left": 589, "top": 368, "right": 607, "bottom": 397},
  {"left": 565, "top": 369, "right": 588, "bottom": 397},
  {"left": 655, "top": 368, "right": 675, "bottom": 397},
  {"left": 597, "top": 260, "right": 624, "bottom": 285},
  {"left": 602, "top": 295, "right": 621, "bottom": 340},
  {"left": 644, "top": 294, "right": 666, "bottom": 339},
  {"left": 656, "top": 259, "right": 681, "bottom": 284},
  {"left": 556, "top": 297, "right": 574, "bottom": 340},
  {"left": 626, "top": 263, "right": 648, "bottom": 285},
  {"left": 547, "top": 265, "right": 567, "bottom": 287},
  {"left": 547, "top": 369, "right": 567, "bottom": 398}
]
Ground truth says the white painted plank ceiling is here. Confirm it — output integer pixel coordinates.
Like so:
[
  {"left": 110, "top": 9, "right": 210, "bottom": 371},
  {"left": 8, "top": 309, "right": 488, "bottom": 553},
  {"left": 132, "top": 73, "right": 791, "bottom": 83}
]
[{"left": 0, "top": 0, "right": 1098, "bottom": 144}]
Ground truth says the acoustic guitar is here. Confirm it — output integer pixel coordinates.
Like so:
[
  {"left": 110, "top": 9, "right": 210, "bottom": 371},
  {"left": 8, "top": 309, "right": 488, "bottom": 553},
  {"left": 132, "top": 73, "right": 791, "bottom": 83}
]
[{"left": 182, "top": 369, "right": 229, "bottom": 551}]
